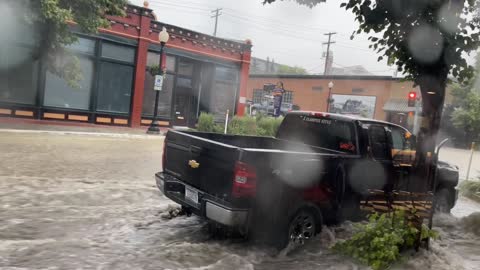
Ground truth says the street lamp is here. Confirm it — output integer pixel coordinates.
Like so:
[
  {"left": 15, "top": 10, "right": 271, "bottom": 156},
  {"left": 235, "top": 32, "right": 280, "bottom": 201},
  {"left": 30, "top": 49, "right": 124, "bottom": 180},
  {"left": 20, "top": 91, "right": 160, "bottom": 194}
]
[
  {"left": 326, "top": 81, "right": 334, "bottom": 112},
  {"left": 147, "top": 27, "right": 170, "bottom": 134}
]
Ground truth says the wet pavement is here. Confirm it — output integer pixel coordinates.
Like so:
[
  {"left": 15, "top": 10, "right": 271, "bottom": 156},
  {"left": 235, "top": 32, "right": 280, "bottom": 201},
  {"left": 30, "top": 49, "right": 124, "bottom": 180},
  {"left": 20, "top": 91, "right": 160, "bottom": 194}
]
[
  {"left": 440, "top": 147, "right": 480, "bottom": 180},
  {"left": 0, "top": 131, "right": 479, "bottom": 270}
]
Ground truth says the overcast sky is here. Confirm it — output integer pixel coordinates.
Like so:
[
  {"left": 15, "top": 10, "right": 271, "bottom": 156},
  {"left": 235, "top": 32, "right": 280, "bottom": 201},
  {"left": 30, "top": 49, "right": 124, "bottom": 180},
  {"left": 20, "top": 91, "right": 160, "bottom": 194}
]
[{"left": 131, "top": 0, "right": 397, "bottom": 75}]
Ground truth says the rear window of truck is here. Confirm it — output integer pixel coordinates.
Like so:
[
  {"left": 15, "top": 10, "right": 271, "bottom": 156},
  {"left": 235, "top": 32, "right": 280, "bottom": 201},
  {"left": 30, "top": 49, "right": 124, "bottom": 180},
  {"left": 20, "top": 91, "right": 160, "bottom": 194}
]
[{"left": 276, "top": 114, "right": 357, "bottom": 153}]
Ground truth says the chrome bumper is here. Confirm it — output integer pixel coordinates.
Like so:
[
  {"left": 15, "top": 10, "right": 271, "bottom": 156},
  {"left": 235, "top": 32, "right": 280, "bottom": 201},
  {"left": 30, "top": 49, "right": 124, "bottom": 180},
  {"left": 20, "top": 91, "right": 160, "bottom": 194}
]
[
  {"left": 205, "top": 201, "right": 248, "bottom": 226},
  {"left": 155, "top": 172, "right": 249, "bottom": 227}
]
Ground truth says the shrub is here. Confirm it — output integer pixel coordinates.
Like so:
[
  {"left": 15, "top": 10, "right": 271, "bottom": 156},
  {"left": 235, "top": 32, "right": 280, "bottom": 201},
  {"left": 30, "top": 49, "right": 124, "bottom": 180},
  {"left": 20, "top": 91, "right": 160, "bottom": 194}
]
[
  {"left": 257, "top": 116, "right": 283, "bottom": 137},
  {"left": 333, "top": 211, "right": 438, "bottom": 270},
  {"left": 459, "top": 180, "right": 480, "bottom": 202},
  {"left": 196, "top": 112, "right": 283, "bottom": 137},
  {"left": 197, "top": 113, "right": 220, "bottom": 133},
  {"left": 227, "top": 116, "right": 257, "bottom": 135}
]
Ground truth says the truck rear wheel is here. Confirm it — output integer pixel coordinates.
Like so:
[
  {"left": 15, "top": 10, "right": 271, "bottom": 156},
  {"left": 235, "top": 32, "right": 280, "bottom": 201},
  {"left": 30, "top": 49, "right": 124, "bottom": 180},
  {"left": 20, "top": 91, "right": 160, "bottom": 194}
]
[
  {"left": 288, "top": 209, "right": 316, "bottom": 245},
  {"left": 274, "top": 207, "right": 323, "bottom": 250}
]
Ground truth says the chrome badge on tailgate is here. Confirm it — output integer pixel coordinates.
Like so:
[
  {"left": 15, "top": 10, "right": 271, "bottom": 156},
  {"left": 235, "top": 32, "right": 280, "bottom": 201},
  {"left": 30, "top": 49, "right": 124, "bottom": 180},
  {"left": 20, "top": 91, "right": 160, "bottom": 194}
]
[{"left": 188, "top": 159, "right": 200, "bottom": 169}]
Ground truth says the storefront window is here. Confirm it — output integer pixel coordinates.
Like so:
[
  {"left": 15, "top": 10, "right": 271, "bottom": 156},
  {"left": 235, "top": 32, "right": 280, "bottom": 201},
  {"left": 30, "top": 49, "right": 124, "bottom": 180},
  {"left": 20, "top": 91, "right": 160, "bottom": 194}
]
[
  {"left": 0, "top": 46, "right": 39, "bottom": 105},
  {"left": 146, "top": 51, "right": 160, "bottom": 67},
  {"left": 210, "top": 66, "right": 239, "bottom": 118},
  {"left": 142, "top": 73, "right": 174, "bottom": 117},
  {"left": 178, "top": 59, "right": 194, "bottom": 76},
  {"left": 146, "top": 52, "right": 175, "bottom": 72},
  {"left": 67, "top": 38, "right": 96, "bottom": 55},
  {"left": 166, "top": 55, "right": 176, "bottom": 72},
  {"left": 43, "top": 57, "right": 94, "bottom": 110},
  {"left": 101, "top": 43, "right": 135, "bottom": 63},
  {"left": 96, "top": 62, "right": 133, "bottom": 113}
]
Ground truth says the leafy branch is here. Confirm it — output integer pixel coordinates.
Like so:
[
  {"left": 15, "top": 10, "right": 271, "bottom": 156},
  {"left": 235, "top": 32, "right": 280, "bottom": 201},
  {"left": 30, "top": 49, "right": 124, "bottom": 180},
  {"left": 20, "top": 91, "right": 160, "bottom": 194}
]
[
  {"left": 333, "top": 211, "right": 438, "bottom": 270},
  {"left": 15, "top": 0, "right": 128, "bottom": 87}
]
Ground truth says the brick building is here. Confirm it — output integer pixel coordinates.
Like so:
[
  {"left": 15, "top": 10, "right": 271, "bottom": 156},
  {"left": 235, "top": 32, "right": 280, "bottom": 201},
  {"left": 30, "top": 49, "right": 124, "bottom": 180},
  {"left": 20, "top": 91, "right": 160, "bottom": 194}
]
[
  {"left": 0, "top": 3, "right": 251, "bottom": 128},
  {"left": 247, "top": 74, "right": 452, "bottom": 130}
]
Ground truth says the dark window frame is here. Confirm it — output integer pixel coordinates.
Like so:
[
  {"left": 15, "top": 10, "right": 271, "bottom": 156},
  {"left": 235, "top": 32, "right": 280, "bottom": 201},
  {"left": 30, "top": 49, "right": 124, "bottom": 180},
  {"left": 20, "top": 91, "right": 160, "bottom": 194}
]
[
  {"left": 43, "top": 55, "right": 95, "bottom": 110},
  {"left": 210, "top": 63, "right": 240, "bottom": 118},
  {"left": 0, "top": 42, "right": 42, "bottom": 107},
  {"left": 92, "top": 39, "right": 136, "bottom": 116},
  {"left": 142, "top": 52, "right": 177, "bottom": 120}
]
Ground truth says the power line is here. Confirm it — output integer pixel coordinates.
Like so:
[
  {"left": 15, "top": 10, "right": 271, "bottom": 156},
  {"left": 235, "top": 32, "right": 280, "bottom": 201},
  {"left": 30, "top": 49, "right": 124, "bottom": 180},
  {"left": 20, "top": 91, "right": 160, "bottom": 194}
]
[
  {"left": 210, "top": 8, "right": 222, "bottom": 36},
  {"left": 149, "top": 2, "right": 374, "bottom": 47},
  {"left": 149, "top": 1, "right": 373, "bottom": 44},
  {"left": 323, "top": 32, "right": 336, "bottom": 75}
]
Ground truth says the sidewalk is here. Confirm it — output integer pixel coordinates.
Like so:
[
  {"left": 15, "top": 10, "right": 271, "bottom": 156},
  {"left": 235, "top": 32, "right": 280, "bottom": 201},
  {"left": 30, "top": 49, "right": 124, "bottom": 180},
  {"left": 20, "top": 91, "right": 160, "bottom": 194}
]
[{"left": 0, "top": 117, "right": 168, "bottom": 138}]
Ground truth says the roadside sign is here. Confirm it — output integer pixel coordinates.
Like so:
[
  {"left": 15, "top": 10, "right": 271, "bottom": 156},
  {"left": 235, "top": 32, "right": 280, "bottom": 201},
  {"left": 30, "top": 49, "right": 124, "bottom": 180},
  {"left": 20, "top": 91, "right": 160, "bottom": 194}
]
[
  {"left": 272, "top": 83, "right": 285, "bottom": 117},
  {"left": 154, "top": 75, "right": 164, "bottom": 91}
]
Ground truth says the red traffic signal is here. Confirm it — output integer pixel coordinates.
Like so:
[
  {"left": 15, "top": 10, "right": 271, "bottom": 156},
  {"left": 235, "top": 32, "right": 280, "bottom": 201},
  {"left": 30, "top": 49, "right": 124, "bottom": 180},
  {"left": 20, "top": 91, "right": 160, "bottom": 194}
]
[{"left": 408, "top": 91, "right": 416, "bottom": 107}]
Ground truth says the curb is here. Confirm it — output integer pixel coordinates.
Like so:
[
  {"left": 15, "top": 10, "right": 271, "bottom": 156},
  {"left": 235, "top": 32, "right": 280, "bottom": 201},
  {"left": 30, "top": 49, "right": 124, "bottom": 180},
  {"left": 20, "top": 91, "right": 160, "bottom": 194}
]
[{"left": 0, "top": 128, "right": 165, "bottom": 139}]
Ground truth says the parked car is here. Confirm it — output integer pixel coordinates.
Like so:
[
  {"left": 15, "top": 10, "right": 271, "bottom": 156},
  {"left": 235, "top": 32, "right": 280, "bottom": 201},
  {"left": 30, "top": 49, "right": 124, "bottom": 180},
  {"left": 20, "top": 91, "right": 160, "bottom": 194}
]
[{"left": 156, "top": 112, "right": 458, "bottom": 248}]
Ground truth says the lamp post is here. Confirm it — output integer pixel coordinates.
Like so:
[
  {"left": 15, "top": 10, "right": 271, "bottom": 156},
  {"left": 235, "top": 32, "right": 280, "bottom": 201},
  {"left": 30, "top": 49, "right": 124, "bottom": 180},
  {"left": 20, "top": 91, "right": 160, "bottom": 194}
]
[
  {"left": 326, "top": 81, "right": 334, "bottom": 112},
  {"left": 147, "top": 27, "right": 169, "bottom": 134}
]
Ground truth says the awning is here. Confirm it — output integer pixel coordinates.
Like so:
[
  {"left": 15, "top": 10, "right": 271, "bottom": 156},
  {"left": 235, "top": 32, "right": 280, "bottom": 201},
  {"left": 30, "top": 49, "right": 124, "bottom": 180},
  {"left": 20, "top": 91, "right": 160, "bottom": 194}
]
[{"left": 383, "top": 99, "right": 421, "bottom": 112}]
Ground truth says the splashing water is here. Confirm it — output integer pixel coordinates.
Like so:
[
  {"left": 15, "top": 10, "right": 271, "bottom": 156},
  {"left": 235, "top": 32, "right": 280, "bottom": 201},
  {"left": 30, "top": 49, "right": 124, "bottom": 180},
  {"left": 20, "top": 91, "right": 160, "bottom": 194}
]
[{"left": 0, "top": 132, "right": 479, "bottom": 270}]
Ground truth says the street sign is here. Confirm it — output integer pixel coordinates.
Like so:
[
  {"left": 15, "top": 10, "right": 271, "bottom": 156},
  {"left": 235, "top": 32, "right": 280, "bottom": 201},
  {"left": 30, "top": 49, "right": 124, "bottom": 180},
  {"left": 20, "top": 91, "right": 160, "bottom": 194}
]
[
  {"left": 154, "top": 75, "right": 164, "bottom": 91},
  {"left": 272, "top": 82, "right": 285, "bottom": 117}
]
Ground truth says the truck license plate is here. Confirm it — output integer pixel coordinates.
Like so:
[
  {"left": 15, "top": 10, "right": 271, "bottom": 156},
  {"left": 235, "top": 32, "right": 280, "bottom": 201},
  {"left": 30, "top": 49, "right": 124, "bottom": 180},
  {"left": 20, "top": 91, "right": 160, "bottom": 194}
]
[{"left": 185, "top": 186, "right": 198, "bottom": 205}]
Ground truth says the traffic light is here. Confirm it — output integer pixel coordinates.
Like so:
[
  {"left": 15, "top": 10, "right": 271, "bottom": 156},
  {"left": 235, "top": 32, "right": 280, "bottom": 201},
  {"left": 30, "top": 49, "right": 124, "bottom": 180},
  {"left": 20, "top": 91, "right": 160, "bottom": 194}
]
[{"left": 408, "top": 91, "right": 416, "bottom": 107}]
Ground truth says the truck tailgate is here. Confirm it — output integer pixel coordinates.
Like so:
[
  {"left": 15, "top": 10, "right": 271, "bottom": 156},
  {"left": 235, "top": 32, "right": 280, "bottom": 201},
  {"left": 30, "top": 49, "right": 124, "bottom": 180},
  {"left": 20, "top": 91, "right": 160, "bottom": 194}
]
[{"left": 163, "top": 130, "right": 240, "bottom": 200}]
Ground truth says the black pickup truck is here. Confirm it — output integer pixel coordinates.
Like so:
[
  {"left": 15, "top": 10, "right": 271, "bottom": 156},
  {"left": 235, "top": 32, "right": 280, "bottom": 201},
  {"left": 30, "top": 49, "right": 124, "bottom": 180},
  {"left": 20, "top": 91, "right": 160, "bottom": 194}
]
[{"left": 156, "top": 112, "right": 458, "bottom": 247}]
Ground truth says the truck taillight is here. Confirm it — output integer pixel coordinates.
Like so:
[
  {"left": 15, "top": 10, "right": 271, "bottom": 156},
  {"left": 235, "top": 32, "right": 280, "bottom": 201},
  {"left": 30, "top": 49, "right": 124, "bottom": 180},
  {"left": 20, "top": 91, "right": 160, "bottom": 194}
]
[
  {"left": 162, "top": 142, "right": 166, "bottom": 170},
  {"left": 232, "top": 161, "right": 257, "bottom": 198}
]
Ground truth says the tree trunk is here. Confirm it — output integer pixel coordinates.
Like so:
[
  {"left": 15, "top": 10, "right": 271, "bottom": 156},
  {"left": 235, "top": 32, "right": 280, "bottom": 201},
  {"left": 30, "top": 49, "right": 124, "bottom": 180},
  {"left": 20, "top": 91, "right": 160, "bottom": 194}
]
[{"left": 414, "top": 74, "right": 447, "bottom": 192}]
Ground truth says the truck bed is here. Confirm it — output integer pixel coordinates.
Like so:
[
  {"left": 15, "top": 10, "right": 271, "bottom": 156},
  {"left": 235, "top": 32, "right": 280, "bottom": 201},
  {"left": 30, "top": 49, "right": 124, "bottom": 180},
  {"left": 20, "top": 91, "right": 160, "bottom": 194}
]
[
  {"left": 181, "top": 131, "right": 344, "bottom": 153},
  {"left": 163, "top": 130, "right": 351, "bottom": 204}
]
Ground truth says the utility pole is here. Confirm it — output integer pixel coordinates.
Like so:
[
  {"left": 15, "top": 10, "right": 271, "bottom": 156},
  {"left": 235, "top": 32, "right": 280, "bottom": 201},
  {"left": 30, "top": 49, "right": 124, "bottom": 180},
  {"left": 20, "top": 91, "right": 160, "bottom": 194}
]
[
  {"left": 323, "top": 32, "right": 336, "bottom": 75},
  {"left": 211, "top": 8, "right": 222, "bottom": 36}
]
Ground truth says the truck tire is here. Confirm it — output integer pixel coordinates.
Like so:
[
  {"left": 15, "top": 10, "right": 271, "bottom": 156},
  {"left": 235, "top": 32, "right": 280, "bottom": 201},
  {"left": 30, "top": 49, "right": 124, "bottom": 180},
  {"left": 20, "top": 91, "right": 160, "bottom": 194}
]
[
  {"left": 435, "top": 187, "right": 454, "bottom": 213},
  {"left": 275, "top": 206, "right": 323, "bottom": 250}
]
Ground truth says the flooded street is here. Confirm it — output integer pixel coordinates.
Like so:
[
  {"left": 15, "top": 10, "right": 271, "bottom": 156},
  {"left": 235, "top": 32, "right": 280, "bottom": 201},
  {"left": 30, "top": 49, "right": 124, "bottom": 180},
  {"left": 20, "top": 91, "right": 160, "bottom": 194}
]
[{"left": 0, "top": 131, "right": 479, "bottom": 270}]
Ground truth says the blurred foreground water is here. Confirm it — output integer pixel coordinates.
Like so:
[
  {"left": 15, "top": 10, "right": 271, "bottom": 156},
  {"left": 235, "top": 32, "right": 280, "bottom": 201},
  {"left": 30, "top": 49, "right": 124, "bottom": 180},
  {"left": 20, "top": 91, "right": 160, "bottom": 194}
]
[{"left": 0, "top": 132, "right": 478, "bottom": 269}]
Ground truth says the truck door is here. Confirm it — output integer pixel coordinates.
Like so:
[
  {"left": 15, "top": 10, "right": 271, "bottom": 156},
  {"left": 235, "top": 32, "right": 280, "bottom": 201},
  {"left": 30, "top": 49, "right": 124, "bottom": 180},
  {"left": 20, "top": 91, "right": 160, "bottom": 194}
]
[
  {"left": 386, "top": 125, "right": 415, "bottom": 190},
  {"left": 366, "top": 125, "right": 395, "bottom": 192}
]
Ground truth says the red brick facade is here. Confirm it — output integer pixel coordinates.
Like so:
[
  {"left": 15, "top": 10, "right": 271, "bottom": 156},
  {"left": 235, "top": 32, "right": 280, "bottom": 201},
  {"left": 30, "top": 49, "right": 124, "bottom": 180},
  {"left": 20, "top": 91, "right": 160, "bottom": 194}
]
[{"left": 247, "top": 75, "right": 419, "bottom": 121}]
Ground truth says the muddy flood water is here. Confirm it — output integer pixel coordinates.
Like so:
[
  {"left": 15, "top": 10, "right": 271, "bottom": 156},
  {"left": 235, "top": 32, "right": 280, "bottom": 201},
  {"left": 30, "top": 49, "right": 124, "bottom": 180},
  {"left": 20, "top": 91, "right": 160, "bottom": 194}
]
[{"left": 0, "top": 132, "right": 479, "bottom": 270}]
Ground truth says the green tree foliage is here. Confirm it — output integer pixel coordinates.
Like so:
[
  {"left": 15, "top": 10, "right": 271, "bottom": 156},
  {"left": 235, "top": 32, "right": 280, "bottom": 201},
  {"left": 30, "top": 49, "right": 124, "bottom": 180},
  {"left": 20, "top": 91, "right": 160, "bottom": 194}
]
[
  {"left": 450, "top": 54, "right": 480, "bottom": 144},
  {"left": 333, "top": 211, "right": 438, "bottom": 270},
  {"left": 339, "top": 1, "right": 480, "bottom": 169},
  {"left": 459, "top": 179, "right": 480, "bottom": 202},
  {"left": 264, "top": 0, "right": 480, "bottom": 188},
  {"left": 442, "top": 52, "right": 480, "bottom": 146},
  {"left": 277, "top": 64, "right": 308, "bottom": 75},
  {"left": 16, "top": 0, "right": 127, "bottom": 85},
  {"left": 451, "top": 91, "right": 480, "bottom": 143}
]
